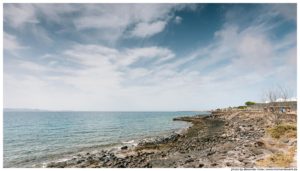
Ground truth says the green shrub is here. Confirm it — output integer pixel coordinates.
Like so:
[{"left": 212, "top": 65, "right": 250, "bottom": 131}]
[
  {"left": 237, "top": 106, "right": 247, "bottom": 109},
  {"left": 245, "top": 101, "right": 256, "bottom": 106}
]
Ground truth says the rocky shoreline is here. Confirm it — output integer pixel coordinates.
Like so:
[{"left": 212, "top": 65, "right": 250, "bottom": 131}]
[{"left": 47, "top": 111, "right": 297, "bottom": 168}]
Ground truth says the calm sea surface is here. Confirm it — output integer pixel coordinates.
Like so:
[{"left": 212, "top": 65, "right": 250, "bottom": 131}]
[{"left": 4, "top": 111, "right": 208, "bottom": 167}]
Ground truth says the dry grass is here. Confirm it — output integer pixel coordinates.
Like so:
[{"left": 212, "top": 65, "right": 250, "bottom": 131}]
[
  {"left": 256, "top": 147, "right": 296, "bottom": 168},
  {"left": 256, "top": 122, "right": 297, "bottom": 168},
  {"left": 285, "top": 131, "right": 297, "bottom": 139},
  {"left": 267, "top": 124, "right": 296, "bottom": 139}
]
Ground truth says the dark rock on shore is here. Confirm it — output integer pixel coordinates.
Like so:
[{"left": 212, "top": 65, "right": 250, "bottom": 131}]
[
  {"left": 121, "top": 146, "right": 128, "bottom": 150},
  {"left": 46, "top": 111, "right": 296, "bottom": 168}
]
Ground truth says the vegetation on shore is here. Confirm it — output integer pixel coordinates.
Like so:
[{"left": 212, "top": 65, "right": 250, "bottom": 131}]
[
  {"left": 245, "top": 101, "right": 256, "bottom": 106},
  {"left": 267, "top": 124, "right": 296, "bottom": 139},
  {"left": 256, "top": 147, "right": 296, "bottom": 168},
  {"left": 237, "top": 106, "right": 247, "bottom": 109},
  {"left": 256, "top": 122, "right": 296, "bottom": 168}
]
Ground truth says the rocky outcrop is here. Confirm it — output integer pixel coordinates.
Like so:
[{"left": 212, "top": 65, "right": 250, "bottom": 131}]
[
  {"left": 138, "top": 133, "right": 181, "bottom": 147},
  {"left": 46, "top": 111, "right": 296, "bottom": 168}
]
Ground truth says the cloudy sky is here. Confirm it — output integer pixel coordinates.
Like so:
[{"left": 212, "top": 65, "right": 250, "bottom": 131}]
[{"left": 4, "top": 4, "right": 297, "bottom": 111}]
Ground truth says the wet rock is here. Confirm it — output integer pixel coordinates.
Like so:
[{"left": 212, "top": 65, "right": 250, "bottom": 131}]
[
  {"left": 47, "top": 162, "right": 57, "bottom": 168},
  {"left": 211, "top": 163, "right": 218, "bottom": 167},
  {"left": 121, "top": 146, "right": 128, "bottom": 150},
  {"left": 185, "top": 158, "right": 194, "bottom": 163},
  {"left": 77, "top": 159, "right": 85, "bottom": 164},
  {"left": 226, "top": 162, "right": 232, "bottom": 167},
  {"left": 54, "top": 161, "right": 67, "bottom": 168},
  {"left": 87, "top": 156, "right": 94, "bottom": 161},
  {"left": 238, "top": 158, "right": 245, "bottom": 162}
]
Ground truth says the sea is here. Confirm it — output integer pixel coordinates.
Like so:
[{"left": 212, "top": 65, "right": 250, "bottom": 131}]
[{"left": 3, "top": 111, "right": 209, "bottom": 168}]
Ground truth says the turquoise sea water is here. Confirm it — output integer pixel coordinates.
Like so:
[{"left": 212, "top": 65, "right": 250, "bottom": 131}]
[{"left": 4, "top": 111, "right": 208, "bottom": 168}]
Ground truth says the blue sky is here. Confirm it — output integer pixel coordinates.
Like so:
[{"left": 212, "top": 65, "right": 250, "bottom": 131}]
[{"left": 3, "top": 4, "right": 297, "bottom": 111}]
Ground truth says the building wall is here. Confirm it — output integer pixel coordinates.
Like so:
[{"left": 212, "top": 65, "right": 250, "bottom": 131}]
[{"left": 249, "top": 101, "right": 297, "bottom": 111}]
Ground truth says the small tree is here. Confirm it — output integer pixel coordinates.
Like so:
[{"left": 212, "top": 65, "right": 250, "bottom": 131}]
[
  {"left": 263, "top": 85, "right": 292, "bottom": 125},
  {"left": 245, "top": 101, "right": 256, "bottom": 106}
]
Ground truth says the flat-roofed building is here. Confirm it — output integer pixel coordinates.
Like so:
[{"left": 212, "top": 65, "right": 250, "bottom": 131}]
[{"left": 249, "top": 101, "right": 297, "bottom": 113}]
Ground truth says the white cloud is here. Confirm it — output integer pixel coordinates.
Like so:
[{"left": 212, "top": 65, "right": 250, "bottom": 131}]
[
  {"left": 270, "top": 4, "right": 297, "bottom": 21},
  {"left": 4, "top": 42, "right": 202, "bottom": 110},
  {"left": 174, "top": 16, "right": 182, "bottom": 24},
  {"left": 4, "top": 32, "right": 27, "bottom": 51},
  {"left": 4, "top": 30, "right": 285, "bottom": 110},
  {"left": 4, "top": 4, "right": 196, "bottom": 42},
  {"left": 33, "top": 4, "right": 78, "bottom": 23},
  {"left": 235, "top": 30, "right": 273, "bottom": 70},
  {"left": 75, "top": 15, "right": 129, "bottom": 30},
  {"left": 188, "top": 24, "right": 276, "bottom": 73},
  {"left": 4, "top": 29, "right": 296, "bottom": 110},
  {"left": 4, "top": 4, "right": 38, "bottom": 28},
  {"left": 72, "top": 4, "right": 185, "bottom": 40},
  {"left": 3, "top": 4, "right": 296, "bottom": 110},
  {"left": 120, "top": 46, "right": 175, "bottom": 66},
  {"left": 63, "top": 44, "right": 119, "bottom": 66},
  {"left": 61, "top": 44, "right": 175, "bottom": 67},
  {"left": 130, "top": 21, "right": 167, "bottom": 38}
]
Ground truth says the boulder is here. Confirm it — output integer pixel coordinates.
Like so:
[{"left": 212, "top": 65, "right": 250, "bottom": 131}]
[{"left": 121, "top": 146, "right": 128, "bottom": 150}]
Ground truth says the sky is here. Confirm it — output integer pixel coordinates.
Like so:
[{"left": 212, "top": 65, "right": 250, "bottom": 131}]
[{"left": 3, "top": 3, "right": 297, "bottom": 111}]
